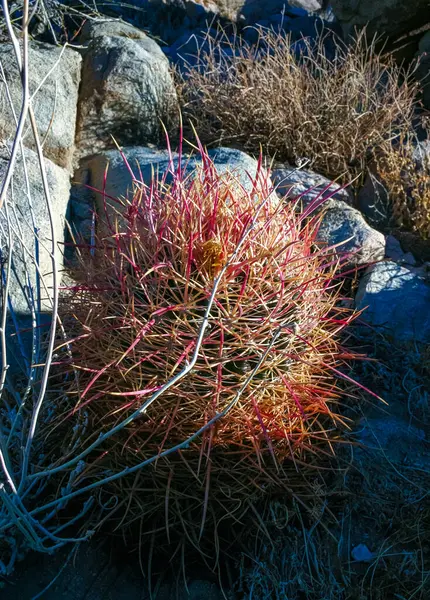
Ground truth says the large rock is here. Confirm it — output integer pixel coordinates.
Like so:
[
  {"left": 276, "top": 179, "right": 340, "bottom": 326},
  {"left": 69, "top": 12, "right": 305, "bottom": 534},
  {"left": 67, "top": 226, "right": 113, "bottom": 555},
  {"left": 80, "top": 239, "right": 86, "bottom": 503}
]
[
  {"left": 75, "top": 21, "right": 179, "bottom": 158},
  {"left": 0, "top": 42, "right": 81, "bottom": 171},
  {"left": 331, "top": 0, "right": 430, "bottom": 41},
  {"left": 0, "top": 147, "right": 71, "bottom": 378},
  {"left": 271, "top": 165, "right": 383, "bottom": 266},
  {"left": 0, "top": 146, "right": 71, "bottom": 316},
  {"left": 355, "top": 261, "right": 430, "bottom": 343},
  {"left": 78, "top": 146, "right": 272, "bottom": 221},
  {"left": 78, "top": 148, "right": 383, "bottom": 266},
  {"left": 271, "top": 165, "right": 354, "bottom": 207},
  {"left": 317, "top": 199, "right": 385, "bottom": 266}
]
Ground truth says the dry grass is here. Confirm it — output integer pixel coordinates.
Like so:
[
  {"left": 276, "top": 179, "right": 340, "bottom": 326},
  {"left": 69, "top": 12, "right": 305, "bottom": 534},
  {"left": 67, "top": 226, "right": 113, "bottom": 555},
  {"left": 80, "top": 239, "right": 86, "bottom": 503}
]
[
  {"left": 238, "top": 468, "right": 430, "bottom": 600},
  {"left": 55, "top": 138, "right": 371, "bottom": 566},
  {"left": 238, "top": 333, "right": 430, "bottom": 600},
  {"left": 177, "top": 27, "right": 418, "bottom": 183},
  {"left": 375, "top": 133, "right": 430, "bottom": 239}
]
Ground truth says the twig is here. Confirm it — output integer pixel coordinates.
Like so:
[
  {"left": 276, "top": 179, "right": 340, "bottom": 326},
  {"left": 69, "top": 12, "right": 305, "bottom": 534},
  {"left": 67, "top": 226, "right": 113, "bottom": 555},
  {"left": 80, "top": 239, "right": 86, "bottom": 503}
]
[
  {"left": 0, "top": 0, "right": 30, "bottom": 212},
  {"left": 19, "top": 101, "right": 60, "bottom": 491}
]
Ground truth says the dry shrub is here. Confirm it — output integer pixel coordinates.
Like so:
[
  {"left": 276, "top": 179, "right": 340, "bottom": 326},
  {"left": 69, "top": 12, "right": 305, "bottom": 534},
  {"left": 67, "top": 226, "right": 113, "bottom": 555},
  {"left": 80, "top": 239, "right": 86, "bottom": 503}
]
[
  {"left": 375, "top": 134, "right": 430, "bottom": 239},
  {"left": 58, "top": 141, "right": 369, "bottom": 562},
  {"left": 238, "top": 464, "right": 430, "bottom": 600},
  {"left": 177, "top": 28, "right": 418, "bottom": 181}
]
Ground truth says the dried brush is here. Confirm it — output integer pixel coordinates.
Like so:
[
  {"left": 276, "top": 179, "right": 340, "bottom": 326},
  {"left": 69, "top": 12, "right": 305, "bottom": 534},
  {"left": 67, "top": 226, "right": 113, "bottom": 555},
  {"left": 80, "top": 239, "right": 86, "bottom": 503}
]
[
  {"left": 176, "top": 26, "right": 418, "bottom": 183},
  {"left": 375, "top": 132, "right": 430, "bottom": 240}
]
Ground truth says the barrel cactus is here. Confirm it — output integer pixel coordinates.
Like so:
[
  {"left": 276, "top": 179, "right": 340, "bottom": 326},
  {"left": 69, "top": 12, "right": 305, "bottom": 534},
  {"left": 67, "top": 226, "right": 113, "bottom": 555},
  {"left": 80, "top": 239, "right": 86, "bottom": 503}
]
[{"left": 58, "top": 140, "right": 366, "bottom": 561}]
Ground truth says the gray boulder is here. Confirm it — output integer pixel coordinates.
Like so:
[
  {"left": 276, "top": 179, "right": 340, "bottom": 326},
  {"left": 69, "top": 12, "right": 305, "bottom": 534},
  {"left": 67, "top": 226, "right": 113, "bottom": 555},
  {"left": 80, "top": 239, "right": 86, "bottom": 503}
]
[
  {"left": 0, "top": 42, "right": 81, "bottom": 171},
  {"left": 0, "top": 146, "right": 71, "bottom": 316},
  {"left": 271, "top": 165, "right": 383, "bottom": 266},
  {"left": 75, "top": 21, "right": 179, "bottom": 158},
  {"left": 0, "top": 146, "right": 71, "bottom": 378},
  {"left": 331, "top": 0, "right": 430, "bottom": 41},
  {"left": 317, "top": 199, "right": 385, "bottom": 266},
  {"left": 78, "top": 148, "right": 383, "bottom": 266},
  {"left": 271, "top": 165, "right": 353, "bottom": 207},
  {"left": 78, "top": 146, "right": 272, "bottom": 222},
  {"left": 355, "top": 261, "right": 430, "bottom": 343}
]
